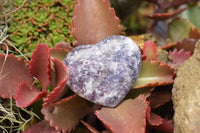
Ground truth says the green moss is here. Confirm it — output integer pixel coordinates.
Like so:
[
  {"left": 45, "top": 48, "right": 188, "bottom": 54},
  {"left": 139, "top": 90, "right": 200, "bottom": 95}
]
[{"left": 6, "top": 0, "right": 76, "bottom": 55}]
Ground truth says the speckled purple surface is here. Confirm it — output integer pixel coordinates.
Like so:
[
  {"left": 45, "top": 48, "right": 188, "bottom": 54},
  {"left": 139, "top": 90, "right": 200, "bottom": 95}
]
[{"left": 64, "top": 35, "right": 141, "bottom": 107}]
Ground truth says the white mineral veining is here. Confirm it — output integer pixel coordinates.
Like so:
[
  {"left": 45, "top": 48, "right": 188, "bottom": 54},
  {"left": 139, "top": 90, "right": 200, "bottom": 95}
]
[{"left": 64, "top": 35, "right": 142, "bottom": 107}]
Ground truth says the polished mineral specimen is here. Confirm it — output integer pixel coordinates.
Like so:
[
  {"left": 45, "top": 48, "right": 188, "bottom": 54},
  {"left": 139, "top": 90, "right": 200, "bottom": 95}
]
[{"left": 64, "top": 35, "right": 141, "bottom": 107}]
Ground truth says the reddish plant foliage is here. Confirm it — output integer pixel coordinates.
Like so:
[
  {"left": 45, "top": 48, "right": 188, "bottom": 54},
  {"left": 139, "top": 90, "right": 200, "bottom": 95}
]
[
  {"left": 143, "top": 40, "right": 158, "bottom": 61},
  {"left": 0, "top": 0, "right": 190, "bottom": 132},
  {"left": 168, "top": 49, "right": 191, "bottom": 68},
  {"left": 42, "top": 95, "right": 92, "bottom": 132},
  {"left": 0, "top": 55, "right": 33, "bottom": 98},
  {"left": 146, "top": 7, "right": 187, "bottom": 20},
  {"left": 96, "top": 95, "right": 148, "bottom": 133},
  {"left": 72, "top": 0, "right": 122, "bottom": 46},
  {"left": 22, "top": 120, "right": 60, "bottom": 133}
]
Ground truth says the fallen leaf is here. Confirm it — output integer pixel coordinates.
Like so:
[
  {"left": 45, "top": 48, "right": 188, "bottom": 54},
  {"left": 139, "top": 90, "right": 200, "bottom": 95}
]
[{"left": 128, "top": 35, "right": 145, "bottom": 49}]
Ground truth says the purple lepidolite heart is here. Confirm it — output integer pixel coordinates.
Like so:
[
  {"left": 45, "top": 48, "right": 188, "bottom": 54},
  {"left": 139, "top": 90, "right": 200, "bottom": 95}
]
[{"left": 64, "top": 35, "right": 141, "bottom": 107}]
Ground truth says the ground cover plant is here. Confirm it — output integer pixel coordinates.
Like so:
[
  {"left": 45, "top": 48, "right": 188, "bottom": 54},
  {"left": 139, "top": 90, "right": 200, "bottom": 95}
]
[{"left": 0, "top": 0, "right": 200, "bottom": 133}]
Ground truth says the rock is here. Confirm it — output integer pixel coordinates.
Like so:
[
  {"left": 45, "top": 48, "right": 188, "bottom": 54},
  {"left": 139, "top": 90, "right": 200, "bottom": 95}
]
[
  {"left": 64, "top": 35, "right": 142, "bottom": 107},
  {"left": 172, "top": 40, "right": 200, "bottom": 133}
]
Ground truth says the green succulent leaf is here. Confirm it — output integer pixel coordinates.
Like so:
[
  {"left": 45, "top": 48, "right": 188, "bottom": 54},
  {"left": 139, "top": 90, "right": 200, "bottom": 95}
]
[
  {"left": 50, "top": 32, "right": 65, "bottom": 46},
  {"left": 50, "top": 6, "right": 60, "bottom": 13},
  {"left": 34, "top": 9, "right": 49, "bottom": 22},
  {"left": 9, "top": 34, "right": 28, "bottom": 46},
  {"left": 14, "top": 10, "right": 25, "bottom": 20},
  {"left": 180, "top": 3, "right": 200, "bottom": 29},
  {"left": 8, "top": 23, "right": 18, "bottom": 33},
  {"left": 38, "top": 0, "right": 53, "bottom": 4},
  {"left": 13, "top": 0, "right": 24, "bottom": 6},
  {"left": 132, "top": 60, "right": 174, "bottom": 89},
  {"left": 61, "top": 0, "right": 73, "bottom": 6},
  {"left": 7, "top": 0, "right": 75, "bottom": 54},
  {"left": 28, "top": 0, "right": 38, "bottom": 7},
  {"left": 168, "top": 18, "right": 192, "bottom": 42},
  {"left": 49, "top": 21, "right": 61, "bottom": 31}
]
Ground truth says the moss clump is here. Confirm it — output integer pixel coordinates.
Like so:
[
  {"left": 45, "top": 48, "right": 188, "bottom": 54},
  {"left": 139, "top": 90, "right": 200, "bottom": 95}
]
[{"left": 6, "top": 0, "right": 76, "bottom": 55}]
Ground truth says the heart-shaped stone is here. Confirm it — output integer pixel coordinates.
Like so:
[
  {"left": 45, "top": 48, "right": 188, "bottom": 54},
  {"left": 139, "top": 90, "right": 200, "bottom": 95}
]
[{"left": 64, "top": 35, "right": 141, "bottom": 107}]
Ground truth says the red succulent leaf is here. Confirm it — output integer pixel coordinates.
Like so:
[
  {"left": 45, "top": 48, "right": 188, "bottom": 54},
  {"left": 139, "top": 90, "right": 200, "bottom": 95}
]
[
  {"left": 174, "top": 38, "right": 196, "bottom": 54},
  {"left": 15, "top": 81, "right": 46, "bottom": 107},
  {"left": 165, "top": 0, "right": 193, "bottom": 8},
  {"left": 162, "top": 38, "right": 196, "bottom": 54},
  {"left": 23, "top": 120, "right": 60, "bottom": 133},
  {"left": 50, "top": 48, "right": 68, "bottom": 61},
  {"left": 168, "top": 49, "right": 191, "bottom": 68},
  {"left": 72, "top": 0, "right": 122, "bottom": 46},
  {"left": 147, "top": 7, "right": 187, "bottom": 20},
  {"left": 146, "top": 107, "right": 164, "bottom": 126},
  {"left": 80, "top": 120, "right": 100, "bottom": 133},
  {"left": 0, "top": 54, "right": 34, "bottom": 98},
  {"left": 189, "top": 27, "right": 200, "bottom": 39},
  {"left": 41, "top": 94, "right": 92, "bottom": 132},
  {"left": 29, "top": 43, "right": 51, "bottom": 92},
  {"left": 143, "top": 40, "right": 158, "bottom": 61},
  {"left": 149, "top": 112, "right": 164, "bottom": 126},
  {"left": 55, "top": 42, "right": 73, "bottom": 51},
  {"left": 162, "top": 42, "right": 177, "bottom": 50},
  {"left": 132, "top": 61, "right": 174, "bottom": 89},
  {"left": 153, "top": 119, "right": 173, "bottom": 133},
  {"left": 144, "top": 0, "right": 193, "bottom": 12},
  {"left": 95, "top": 95, "right": 148, "bottom": 133},
  {"left": 43, "top": 58, "right": 68, "bottom": 105},
  {"left": 148, "top": 90, "right": 172, "bottom": 109}
]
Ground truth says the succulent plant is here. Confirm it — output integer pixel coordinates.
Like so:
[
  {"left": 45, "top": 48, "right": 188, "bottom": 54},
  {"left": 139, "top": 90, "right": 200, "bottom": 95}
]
[
  {"left": 5, "top": 0, "right": 76, "bottom": 55},
  {"left": 1, "top": 0, "right": 200, "bottom": 132},
  {"left": 0, "top": 0, "right": 176, "bottom": 132}
]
